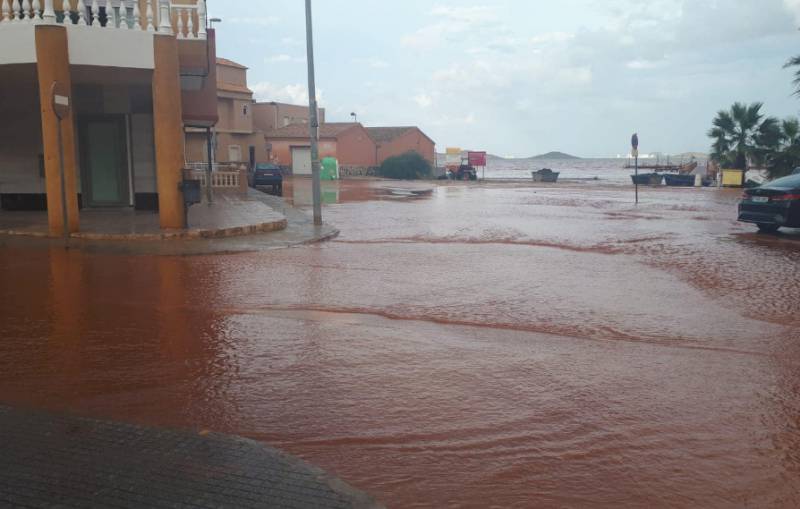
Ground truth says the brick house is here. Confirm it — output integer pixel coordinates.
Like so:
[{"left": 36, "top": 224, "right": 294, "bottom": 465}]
[
  {"left": 253, "top": 101, "right": 325, "bottom": 133},
  {"left": 367, "top": 127, "right": 436, "bottom": 166},
  {"left": 184, "top": 58, "right": 264, "bottom": 166},
  {"left": 184, "top": 59, "right": 325, "bottom": 169},
  {"left": 264, "top": 123, "right": 376, "bottom": 175}
]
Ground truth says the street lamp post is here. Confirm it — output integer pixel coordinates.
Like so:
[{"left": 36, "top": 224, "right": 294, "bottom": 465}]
[{"left": 305, "top": 0, "right": 322, "bottom": 226}]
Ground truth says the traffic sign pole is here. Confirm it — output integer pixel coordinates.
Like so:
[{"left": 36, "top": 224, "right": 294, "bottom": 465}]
[{"left": 51, "top": 82, "right": 71, "bottom": 243}]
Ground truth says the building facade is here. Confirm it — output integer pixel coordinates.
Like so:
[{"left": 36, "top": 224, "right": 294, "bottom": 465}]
[
  {"left": 184, "top": 59, "right": 326, "bottom": 168},
  {"left": 264, "top": 123, "right": 376, "bottom": 175},
  {"left": 367, "top": 127, "right": 436, "bottom": 166},
  {"left": 184, "top": 58, "right": 266, "bottom": 166},
  {"left": 253, "top": 101, "right": 325, "bottom": 133},
  {"left": 0, "top": 0, "right": 217, "bottom": 234}
]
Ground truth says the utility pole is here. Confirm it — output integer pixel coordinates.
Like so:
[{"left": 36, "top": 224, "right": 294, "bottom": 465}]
[{"left": 305, "top": 0, "right": 322, "bottom": 226}]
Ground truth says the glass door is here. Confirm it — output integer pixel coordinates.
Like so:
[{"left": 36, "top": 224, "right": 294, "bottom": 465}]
[{"left": 79, "top": 116, "right": 129, "bottom": 207}]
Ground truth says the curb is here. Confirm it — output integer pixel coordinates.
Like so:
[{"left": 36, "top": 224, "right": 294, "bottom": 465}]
[{"left": 0, "top": 218, "right": 288, "bottom": 242}]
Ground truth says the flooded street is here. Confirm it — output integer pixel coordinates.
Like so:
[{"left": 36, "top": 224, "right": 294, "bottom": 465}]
[{"left": 2, "top": 179, "right": 800, "bottom": 507}]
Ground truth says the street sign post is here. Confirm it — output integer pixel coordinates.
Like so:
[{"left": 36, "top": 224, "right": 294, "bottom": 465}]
[
  {"left": 51, "top": 81, "right": 71, "bottom": 242},
  {"left": 631, "top": 133, "right": 639, "bottom": 205}
]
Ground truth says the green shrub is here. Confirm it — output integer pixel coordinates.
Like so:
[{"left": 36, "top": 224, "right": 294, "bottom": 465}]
[{"left": 378, "top": 151, "right": 432, "bottom": 180}]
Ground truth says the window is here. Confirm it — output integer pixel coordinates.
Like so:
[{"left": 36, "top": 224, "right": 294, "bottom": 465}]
[
  {"left": 243, "top": 104, "right": 248, "bottom": 116},
  {"left": 228, "top": 145, "right": 242, "bottom": 162},
  {"left": 283, "top": 116, "right": 290, "bottom": 127}
]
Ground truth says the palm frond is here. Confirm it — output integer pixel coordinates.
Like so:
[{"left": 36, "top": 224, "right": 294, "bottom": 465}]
[
  {"left": 782, "top": 118, "right": 800, "bottom": 145},
  {"left": 784, "top": 55, "right": 800, "bottom": 95}
]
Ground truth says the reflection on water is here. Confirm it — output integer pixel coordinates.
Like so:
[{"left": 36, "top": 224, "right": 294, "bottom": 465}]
[{"left": 1, "top": 181, "right": 799, "bottom": 507}]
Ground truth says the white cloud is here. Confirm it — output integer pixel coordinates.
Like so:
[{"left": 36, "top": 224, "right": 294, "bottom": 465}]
[
  {"left": 626, "top": 59, "right": 662, "bottom": 70},
  {"left": 251, "top": 82, "right": 323, "bottom": 106},
  {"left": 786, "top": 0, "right": 800, "bottom": 22},
  {"left": 413, "top": 93, "right": 433, "bottom": 108},
  {"left": 401, "top": 4, "right": 500, "bottom": 49}
]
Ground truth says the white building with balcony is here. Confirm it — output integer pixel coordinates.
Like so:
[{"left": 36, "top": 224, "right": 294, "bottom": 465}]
[{"left": 0, "top": 0, "right": 217, "bottom": 234}]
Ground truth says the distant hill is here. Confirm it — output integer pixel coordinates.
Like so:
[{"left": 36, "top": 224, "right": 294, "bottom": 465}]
[
  {"left": 530, "top": 151, "right": 580, "bottom": 160},
  {"left": 436, "top": 151, "right": 581, "bottom": 163}
]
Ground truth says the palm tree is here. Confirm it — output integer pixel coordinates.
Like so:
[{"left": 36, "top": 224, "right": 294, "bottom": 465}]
[
  {"left": 785, "top": 55, "right": 800, "bottom": 96},
  {"left": 708, "top": 102, "right": 779, "bottom": 170},
  {"left": 781, "top": 118, "right": 800, "bottom": 147},
  {"left": 766, "top": 118, "right": 800, "bottom": 179}
]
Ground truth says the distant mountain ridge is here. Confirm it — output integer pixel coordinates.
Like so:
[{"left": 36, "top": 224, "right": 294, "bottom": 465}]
[
  {"left": 436, "top": 151, "right": 581, "bottom": 163},
  {"left": 530, "top": 151, "right": 580, "bottom": 160}
]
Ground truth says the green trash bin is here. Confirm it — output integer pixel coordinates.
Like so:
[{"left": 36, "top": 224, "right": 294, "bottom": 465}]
[{"left": 321, "top": 157, "right": 339, "bottom": 180}]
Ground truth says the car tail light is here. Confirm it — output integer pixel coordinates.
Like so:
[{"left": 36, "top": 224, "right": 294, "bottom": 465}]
[
  {"left": 771, "top": 194, "right": 800, "bottom": 202},
  {"left": 741, "top": 191, "right": 751, "bottom": 199}
]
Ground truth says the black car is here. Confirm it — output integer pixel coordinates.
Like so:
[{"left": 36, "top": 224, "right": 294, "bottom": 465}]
[
  {"left": 250, "top": 164, "right": 283, "bottom": 193},
  {"left": 738, "top": 173, "right": 800, "bottom": 232}
]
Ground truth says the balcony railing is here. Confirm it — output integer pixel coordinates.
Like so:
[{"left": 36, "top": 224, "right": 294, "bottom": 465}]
[
  {"left": 0, "top": 0, "right": 207, "bottom": 39},
  {"left": 188, "top": 169, "right": 242, "bottom": 189}
]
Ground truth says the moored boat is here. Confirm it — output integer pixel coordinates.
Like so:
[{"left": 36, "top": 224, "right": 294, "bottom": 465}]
[
  {"left": 631, "top": 173, "right": 663, "bottom": 185},
  {"left": 532, "top": 168, "right": 560, "bottom": 183},
  {"left": 663, "top": 174, "right": 696, "bottom": 187}
]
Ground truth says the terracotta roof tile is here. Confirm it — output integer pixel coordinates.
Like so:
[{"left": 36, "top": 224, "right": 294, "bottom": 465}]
[
  {"left": 216, "top": 58, "right": 248, "bottom": 69},
  {"left": 366, "top": 127, "right": 417, "bottom": 143},
  {"left": 217, "top": 82, "right": 253, "bottom": 95},
  {"left": 366, "top": 126, "right": 435, "bottom": 145},
  {"left": 265, "top": 123, "right": 361, "bottom": 139}
]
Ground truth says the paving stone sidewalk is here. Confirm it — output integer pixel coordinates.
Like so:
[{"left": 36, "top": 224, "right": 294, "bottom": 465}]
[
  {"left": 0, "top": 406, "right": 381, "bottom": 509},
  {"left": 0, "top": 189, "right": 338, "bottom": 256}
]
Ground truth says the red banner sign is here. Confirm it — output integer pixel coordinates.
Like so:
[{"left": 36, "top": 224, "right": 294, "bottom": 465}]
[{"left": 468, "top": 151, "right": 487, "bottom": 167}]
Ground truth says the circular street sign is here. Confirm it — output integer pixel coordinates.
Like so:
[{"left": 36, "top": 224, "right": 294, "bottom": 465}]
[{"left": 51, "top": 81, "right": 71, "bottom": 120}]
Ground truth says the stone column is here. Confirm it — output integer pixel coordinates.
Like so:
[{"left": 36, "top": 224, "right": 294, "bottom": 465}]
[
  {"left": 35, "top": 24, "right": 80, "bottom": 236},
  {"left": 152, "top": 31, "right": 186, "bottom": 229}
]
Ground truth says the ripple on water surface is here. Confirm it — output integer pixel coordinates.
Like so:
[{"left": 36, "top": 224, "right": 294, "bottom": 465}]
[{"left": 0, "top": 182, "right": 799, "bottom": 507}]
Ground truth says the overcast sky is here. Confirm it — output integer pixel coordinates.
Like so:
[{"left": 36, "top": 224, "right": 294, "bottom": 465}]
[{"left": 209, "top": 0, "right": 800, "bottom": 158}]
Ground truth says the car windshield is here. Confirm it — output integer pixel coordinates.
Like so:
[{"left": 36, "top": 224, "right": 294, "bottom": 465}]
[
  {"left": 764, "top": 174, "right": 800, "bottom": 188},
  {"left": 256, "top": 165, "right": 278, "bottom": 171}
]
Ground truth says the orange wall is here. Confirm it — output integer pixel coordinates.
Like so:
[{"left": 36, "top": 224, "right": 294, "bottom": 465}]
[
  {"left": 376, "top": 129, "right": 436, "bottom": 165},
  {"left": 269, "top": 139, "right": 337, "bottom": 166},
  {"left": 185, "top": 132, "right": 268, "bottom": 165},
  {"left": 217, "top": 65, "right": 248, "bottom": 87},
  {"left": 253, "top": 103, "right": 326, "bottom": 132},
  {"left": 180, "top": 29, "right": 218, "bottom": 127},
  {"left": 338, "top": 126, "right": 377, "bottom": 166},
  {"left": 35, "top": 26, "right": 80, "bottom": 235}
]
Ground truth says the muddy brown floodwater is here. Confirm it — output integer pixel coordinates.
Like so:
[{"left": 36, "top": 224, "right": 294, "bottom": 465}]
[{"left": 2, "top": 179, "right": 800, "bottom": 508}]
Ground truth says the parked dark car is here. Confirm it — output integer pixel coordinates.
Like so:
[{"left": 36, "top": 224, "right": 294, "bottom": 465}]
[
  {"left": 250, "top": 164, "right": 283, "bottom": 194},
  {"left": 738, "top": 173, "right": 800, "bottom": 232}
]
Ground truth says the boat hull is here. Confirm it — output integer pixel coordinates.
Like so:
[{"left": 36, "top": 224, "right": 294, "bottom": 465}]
[
  {"left": 532, "top": 170, "right": 560, "bottom": 183},
  {"left": 631, "top": 173, "right": 663, "bottom": 185},
  {"left": 663, "top": 174, "right": 696, "bottom": 187}
]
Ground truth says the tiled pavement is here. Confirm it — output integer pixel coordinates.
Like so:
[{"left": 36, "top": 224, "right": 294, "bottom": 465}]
[
  {"left": 0, "top": 406, "right": 382, "bottom": 509},
  {"left": 0, "top": 191, "right": 287, "bottom": 241},
  {"left": 0, "top": 189, "right": 338, "bottom": 255}
]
